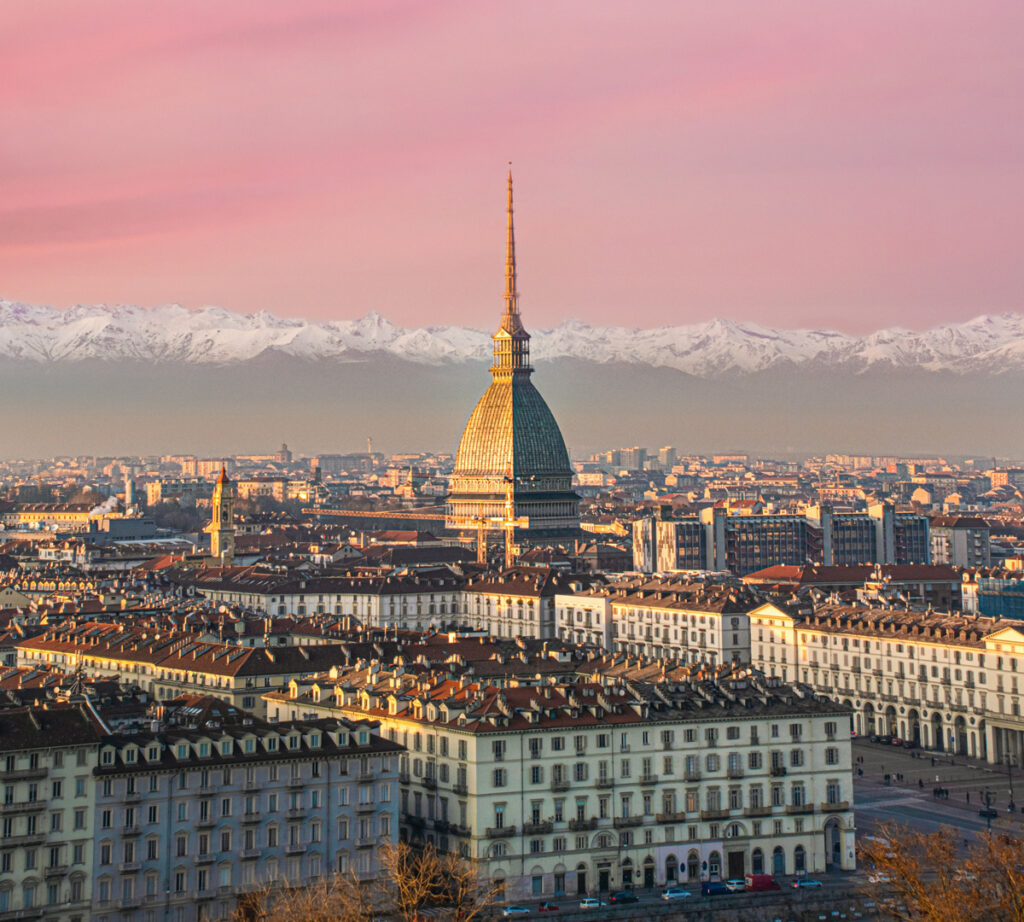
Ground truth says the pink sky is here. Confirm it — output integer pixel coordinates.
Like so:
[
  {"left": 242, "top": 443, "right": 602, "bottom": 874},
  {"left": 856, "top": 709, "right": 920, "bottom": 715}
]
[{"left": 3, "top": 0, "right": 1024, "bottom": 333}]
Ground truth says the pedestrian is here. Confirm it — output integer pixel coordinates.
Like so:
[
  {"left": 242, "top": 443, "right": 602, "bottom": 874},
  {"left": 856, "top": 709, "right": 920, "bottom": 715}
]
[
  {"left": 919, "top": 779, "right": 923, "bottom": 789},
  {"left": 967, "top": 792, "right": 970, "bottom": 803}
]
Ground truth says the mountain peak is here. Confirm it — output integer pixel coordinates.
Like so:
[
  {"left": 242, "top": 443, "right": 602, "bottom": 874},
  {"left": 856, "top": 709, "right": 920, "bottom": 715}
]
[{"left": 0, "top": 299, "right": 1022, "bottom": 375}]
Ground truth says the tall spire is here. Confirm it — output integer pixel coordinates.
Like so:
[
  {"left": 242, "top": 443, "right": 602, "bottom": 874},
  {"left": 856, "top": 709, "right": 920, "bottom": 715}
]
[
  {"left": 504, "top": 166, "right": 517, "bottom": 317},
  {"left": 493, "top": 166, "right": 531, "bottom": 377}
]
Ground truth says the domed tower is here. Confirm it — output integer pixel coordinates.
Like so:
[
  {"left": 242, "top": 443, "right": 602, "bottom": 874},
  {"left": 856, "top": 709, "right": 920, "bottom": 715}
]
[{"left": 446, "top": 172, "right": 580, "bottom": 542}]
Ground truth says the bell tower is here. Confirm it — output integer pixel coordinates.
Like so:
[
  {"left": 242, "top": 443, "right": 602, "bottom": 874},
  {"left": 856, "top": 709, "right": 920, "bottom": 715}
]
[{"left": 210, "top": 464, "right": 236, "bottom": 563}]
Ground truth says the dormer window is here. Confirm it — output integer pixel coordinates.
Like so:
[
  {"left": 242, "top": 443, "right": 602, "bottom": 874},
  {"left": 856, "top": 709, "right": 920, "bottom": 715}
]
[
  {"left": 101, "top": 749, "right": 114, "bottom": 766},
  {"left": 125, "top": 748, "right": 136, "bottom": 764},
  {"left": 220, "top": 741, "right": 232, "bottom": 756},
  {"left": 199, "top": 743, "right": 210, "bottom": 758},
  {"left": 309, "top": 734, "right": 321, "bottom": 749},
  {"left": 176, "top": 744, "right": 188, "bottom": 759},
  {"left": 288, "top": 736, "right": 299, "bottom": 751},
  {"left": 358, "top": 731, "right": 368, "bottom": 746},
  {"left": 147, "top": 746, "right": 159, "bottom": 761},
  {"left": 338, "top": 732, "right": 349, "bottom": 746},
  {"left": 267, "top": 738, "right": 278, "bottom": 752},
  {"left": 244, "top": 739, "right": 255, "bottom": 754}
]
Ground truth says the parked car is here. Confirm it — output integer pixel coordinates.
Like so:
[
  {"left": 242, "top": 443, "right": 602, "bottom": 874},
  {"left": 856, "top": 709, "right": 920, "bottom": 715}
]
[
  {"left": 538, "top": 902, "right": 559, "bottom": 912},
  {"left": 578, "top": 898, "right": 606, "bottom": 910},
  {"left": 609, "top": 891, "right": 639, "bottom": 903},
  {"left": 662, "top": 887, "right": 692, "bottom": 901},
  {"left": 502, "top": 907, "right": 531, "bottom": 917},
  {"left": 792, "top": 879, "right": 824, "bottom": 889},
  {"left": 725, "top": 879, "right": 746, "bottom": 892},
  {"left": 867, "top": 872, "right": 892, "bottom": 884},
  {"left": 700, "top": 881, "right": 729, "bottom": 897},
  {"left": 745, "top": 874, "right": 782, "bottom": 891}
]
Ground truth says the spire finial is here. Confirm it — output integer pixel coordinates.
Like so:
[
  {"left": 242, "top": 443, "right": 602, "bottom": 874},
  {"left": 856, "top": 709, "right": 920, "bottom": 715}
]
[{"left": 505, "top": 165, "right": 517, "bottom": 316}]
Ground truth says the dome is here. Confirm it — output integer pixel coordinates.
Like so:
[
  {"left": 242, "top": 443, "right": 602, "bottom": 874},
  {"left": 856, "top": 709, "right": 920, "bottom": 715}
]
[{"left": 453, "top": 377, "right": 571, "bottom": 480}]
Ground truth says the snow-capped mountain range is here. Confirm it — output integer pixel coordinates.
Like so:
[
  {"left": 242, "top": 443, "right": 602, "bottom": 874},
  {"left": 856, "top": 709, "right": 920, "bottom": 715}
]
[{"left": 3, "top": 300, "right": 1024, "bottom": 376}]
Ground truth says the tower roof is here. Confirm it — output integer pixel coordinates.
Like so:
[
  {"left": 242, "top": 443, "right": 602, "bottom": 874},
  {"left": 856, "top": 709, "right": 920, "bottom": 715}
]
[{"left": 216, "top": 464, "right": 230, "bottom": 486}]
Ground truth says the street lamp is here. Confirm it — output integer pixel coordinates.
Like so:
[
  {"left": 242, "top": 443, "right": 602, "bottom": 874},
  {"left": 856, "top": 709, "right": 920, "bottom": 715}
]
[{"left": 979, "top": 790, "right": 998, "bottom": 832}]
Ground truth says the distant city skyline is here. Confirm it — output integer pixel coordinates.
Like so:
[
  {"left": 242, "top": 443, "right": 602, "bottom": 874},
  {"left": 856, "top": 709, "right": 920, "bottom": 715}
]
[{"left": 4, "top": 1, "right": 1024, "bottom": 333}]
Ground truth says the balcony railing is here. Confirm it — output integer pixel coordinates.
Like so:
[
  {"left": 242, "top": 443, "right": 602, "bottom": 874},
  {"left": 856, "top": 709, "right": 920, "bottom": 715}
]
[
  {"left": 550, "top": 779, "right": 570, "bottom": 793},
  {"left": 523, "top": 821, "right": 553, "bottom": 835},
  {"left": 786, "top": 803, "right": 814, "bottom": 815},
  {"left": 640, "top": 774, "right": 659, "bottom": 786},
  {"left": 656, "top": 811, "right": 686, "bottom": 823},
  {"left": 684, "top": 769, "right": 702, "bottom": 782},
  {"left": 770, "top": 766, "right": 787, "bottom": 777},
  {"left": 486, "top": 825, "right": 516, "bottom": 839},
  {"left": 820, "top": 801, "right": 850, "bottom": 813},
  {"left": 241, "top": 812, "right": 261, "bottom": 825},
  {"left": 568, "top": 818, "right": 597, "bottom": 831},
  {"left": 453, "top": 782, "right": 469, "bottom": 796},
  {"left": 699, "top": 809, "right": 728, "bottom": 821},
  {"left": 4, "top": 768, "right": 47, "bottom": 781},
  {"left": 612, "top": 816, "right": 642, "bottom": 828},
  {"left": 726, "top": 767, "right": 744, "bottom": 779},
  {"left": 596, "top": 778, "right": 614, "bottom": 789},
  {"left": 744, "top": 806, "right": 772, "bottom": 817},
  {"left": 1, "top": 801, "right": 45, "bottom": 815}
]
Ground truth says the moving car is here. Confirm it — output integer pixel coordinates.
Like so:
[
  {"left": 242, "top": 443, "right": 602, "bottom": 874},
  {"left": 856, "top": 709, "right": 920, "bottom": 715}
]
[
  {"left": 745, "top": 874, "right": 782, "bottom": 891},
  {"left": 578, "top": 898, "right": 606, "bottom": 910},
  {"left": 662, "top": 887, "right": 692, "bottom": 901},
  {"left": 502, "top": 908, "right": 531, "bottom": 917},
  {"left": 792, "top": 879, "right": 824, "bottom": 889},
  {"left": 725, "top": 879, "right": 746, "bottom": 892},
  {"left": 609, "top": 891, "right": 639, "bottom": 903},
  {"left": 538, "top": 902, "right": 559, "bottom": 912},
  {"left": 700, "top": 881, "right": 729, "bottom": 896}
]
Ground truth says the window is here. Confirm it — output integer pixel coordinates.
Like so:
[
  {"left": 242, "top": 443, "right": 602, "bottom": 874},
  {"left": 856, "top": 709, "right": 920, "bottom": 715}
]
[
  {"left": 493, "top": 769, "right": 507, "bottom": 788},
  {"left": 825, "top": 747, "right": 839, "bottom": 765}
]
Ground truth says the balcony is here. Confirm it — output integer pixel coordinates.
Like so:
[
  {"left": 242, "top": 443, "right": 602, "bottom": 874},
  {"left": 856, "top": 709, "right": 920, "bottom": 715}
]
[
  {"left": 357, "top": 771, "right": 375, "bottom": 784},
  {"left": 770, "top": 766, "right": 787, "bottom": 777},
  {"left": 1, "top": 801, "right": 45, "bottom": 815},
  {"left": 486, "top": 825, "right": 516, "bottom": 838},
  {"left": 124, "top": 791, "right": 143, "bottom": 804},
  {"left": 612, "top": 816, "right": 642, "bottom": 828},
  {"left": 700, "top": 809, "right": 728, "bottom": 821},
  {"left": 286, "top": 808, "right": 306, "bottom": 820},
  {"left": 726, "top": 767, "right": 744, "bottom": 779},
  {"left": 744, "top": 806, "right": 772, "bottom": 817},
  {"left": 0, "top": 833, "right": 44, "bottom": 847},
  {"left": 240, "top": 849, "right": 261, "bottom": 860},
  {"left": 684, "top": 769, "right": 702, "bottom": 782},
  {"left": 43, "top": 864, "right": 68, "bottom": 878},
  {"left": 786, "top": 803, "right": 814, "bottom": 815},
  {"left": 398, "top": 771, "right": 411, "bottom": 784},
  {"left": 662, "top": 741, "right": 674, "bottom": 751},
  {"left": 404, "top": 814, "right": 426, "bottom": 828},
  {"left": 243, "top": 781, "right": 260, "bottom": 792},
  {"left": 121, "top": 825, "right": 141, "bottom": 837},
  {"left": 285, "top": 843, "right": 307, "bottom": 855},
  {"left": 119, "top": 861, "right": 142, "bottom": 873},
  {"left": 656, "top": 811, "right": 686, "bottom": 823},
  {"left": 118, "top": 897, "right": 143, "bottom": 910},
  {"left": 569, "top": 817, "right": 597, "bottom": 831},
  {"left": 195, "top": 818, "right": 215, "bottom": 829},
  {"left": 286, "top": 778, "right": 304, "bottom": 789},
  {"left": 4, "top": 767, "right": 47, "bottom": 781},
  {"left": 453, "top": 782, "right": 469, "bottom": 796},
  {"left": 356, "top": 803, "right": 376, "bottom": 815},
  {"left": 196, "top": 890, "right": 215, "bottom": 901},
  {"left": 640, "top": 774, "right": 659, "bottom": 786},
  {"left": 241, "top": 812, "right": 261, "bottom": 825},
  {"left": 354, "top": 868, "right": 376, "bottom": 882},
  {"left": 355, "top": 837, "right": 376, "bottom": 849},
  {"left": 194, "top": 854, "right": 215, "bottom": 865},
  {"left": 820, "top": 801, "right": 850, "bottom": 813},
  {"left": 422, "top": 777, "right": 437, "bottom": 790},
  {"left": 549, "top": 779, "right": 570, "bottom": 793},
  {"left": 595, "top": 778, "right": 615, "bottom": 789},
  {"left": 523, "top": 821, "right": 553, "bottom": 835}
]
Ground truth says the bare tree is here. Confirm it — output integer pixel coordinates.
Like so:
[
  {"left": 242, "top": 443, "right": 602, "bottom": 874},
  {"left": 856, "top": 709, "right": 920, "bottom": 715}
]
[
  {"left": 859, "top": 822, "right": 1024, "bottom": 922},
  {"left": 377, "top": 840, "right": 446, "bottom": 922},
  {"left": 231, "top": 870, "right": 378, "bottom": 922},
  {"left": 437, "top": 848, "right": 504, "bottom": 922}
]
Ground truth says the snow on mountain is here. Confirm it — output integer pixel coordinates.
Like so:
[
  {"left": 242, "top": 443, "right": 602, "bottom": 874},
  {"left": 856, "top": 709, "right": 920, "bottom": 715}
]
[{"left": 3, "top": 300, "right": 1024, "bottom": 375}]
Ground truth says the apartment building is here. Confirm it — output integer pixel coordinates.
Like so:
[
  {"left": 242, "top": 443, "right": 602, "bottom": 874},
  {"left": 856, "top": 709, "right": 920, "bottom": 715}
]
[
  {"left": 635, "top": 503, "right": 931, "bottom": 575},
  {"left": 554, "top": 577, "right": 755, "bottom": 664},
  {"left": 929, "top": 516, "right": 991, "bottom": 568},
  {"left": 90, "top": 716, "right": 401, "bottom": 922},
  {"left": 266, "top": 665, "right": 854, "bottom": 901},
  {"left": 749, "top": 601, "right": 1024, "bottom": 764},
  {"left": 0, "top": 703, "right": 105, "bottom": 922}
]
